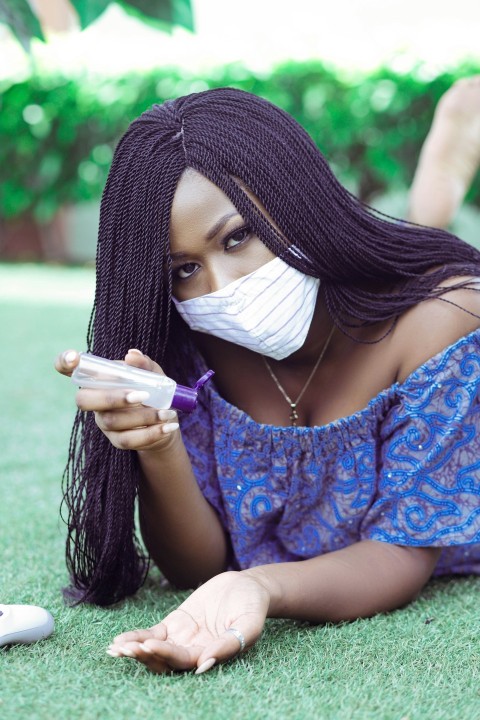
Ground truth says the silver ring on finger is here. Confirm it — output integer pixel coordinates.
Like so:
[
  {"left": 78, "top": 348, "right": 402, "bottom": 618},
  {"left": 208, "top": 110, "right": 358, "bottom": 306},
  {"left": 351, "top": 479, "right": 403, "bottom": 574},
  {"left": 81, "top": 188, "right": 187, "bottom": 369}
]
[{"left": 225, "top": 627, "right": 246, "bottom": 653}]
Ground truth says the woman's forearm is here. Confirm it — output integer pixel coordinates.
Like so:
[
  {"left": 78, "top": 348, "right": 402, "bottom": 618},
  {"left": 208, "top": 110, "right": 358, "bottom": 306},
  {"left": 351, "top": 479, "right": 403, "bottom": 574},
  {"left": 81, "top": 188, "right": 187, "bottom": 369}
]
[
  {"left": 137, "top": 431, "right": 228, "bottom": 588},
  {"left": 244, "top": 540, "right": 441, "bottom": 623}
]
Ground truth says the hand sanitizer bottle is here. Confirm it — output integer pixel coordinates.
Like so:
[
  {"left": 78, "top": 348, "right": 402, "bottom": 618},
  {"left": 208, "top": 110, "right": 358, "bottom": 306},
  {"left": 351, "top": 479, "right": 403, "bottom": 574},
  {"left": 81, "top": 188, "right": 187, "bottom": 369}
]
[{"left": 71, "top": 353, "right": 214, "bottom": 412}]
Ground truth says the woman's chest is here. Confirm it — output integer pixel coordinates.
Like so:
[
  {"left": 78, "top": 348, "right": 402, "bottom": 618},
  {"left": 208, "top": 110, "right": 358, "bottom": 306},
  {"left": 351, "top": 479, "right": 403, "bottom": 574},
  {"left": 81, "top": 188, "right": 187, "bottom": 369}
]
[{"left": 200, "top": 333, "right": 399, "bottom": 428}]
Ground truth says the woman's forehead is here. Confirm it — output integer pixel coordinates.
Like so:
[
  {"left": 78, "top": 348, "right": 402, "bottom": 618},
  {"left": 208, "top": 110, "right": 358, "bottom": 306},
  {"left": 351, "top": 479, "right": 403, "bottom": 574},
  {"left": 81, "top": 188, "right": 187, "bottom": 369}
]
[
  {"left": 171, "top": 170, "right": 237, "bottom": 219},
  {"left": 169, "top": 170, "right": 240, "bottom": 249}
]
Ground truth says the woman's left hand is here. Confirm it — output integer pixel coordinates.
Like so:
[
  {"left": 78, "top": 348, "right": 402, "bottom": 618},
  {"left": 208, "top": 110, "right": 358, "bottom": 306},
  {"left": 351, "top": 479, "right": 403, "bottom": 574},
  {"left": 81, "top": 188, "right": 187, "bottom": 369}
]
[{"left": 107, "top": 571, "right": 270, "bottom": 674}]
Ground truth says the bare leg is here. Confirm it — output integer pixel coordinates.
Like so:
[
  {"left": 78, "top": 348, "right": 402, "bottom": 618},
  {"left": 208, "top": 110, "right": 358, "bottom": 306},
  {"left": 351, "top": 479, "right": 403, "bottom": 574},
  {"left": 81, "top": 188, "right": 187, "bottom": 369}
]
[{"left": 408, "top": 76, "right": 480, "bottom": 228}]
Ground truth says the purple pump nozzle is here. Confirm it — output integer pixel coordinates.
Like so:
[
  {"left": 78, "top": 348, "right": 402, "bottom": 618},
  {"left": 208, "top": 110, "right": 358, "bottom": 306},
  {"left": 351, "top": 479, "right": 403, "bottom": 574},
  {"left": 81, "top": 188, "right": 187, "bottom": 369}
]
[{"left": 172, "top": 370, "right": 215, "bottom": 412}]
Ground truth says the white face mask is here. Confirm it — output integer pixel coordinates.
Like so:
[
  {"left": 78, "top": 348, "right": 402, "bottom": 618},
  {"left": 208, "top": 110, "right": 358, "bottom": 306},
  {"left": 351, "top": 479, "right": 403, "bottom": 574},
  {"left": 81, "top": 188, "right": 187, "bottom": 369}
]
[{"left": 172, "top": 257, "right": 320, "bottom": 360}]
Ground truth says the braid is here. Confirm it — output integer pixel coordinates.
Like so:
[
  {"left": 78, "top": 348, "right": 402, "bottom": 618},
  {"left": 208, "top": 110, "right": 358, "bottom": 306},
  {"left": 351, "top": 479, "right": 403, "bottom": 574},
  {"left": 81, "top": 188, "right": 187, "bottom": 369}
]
[{"left": 62, "top": 87, "right": 480, "bottom": 605}]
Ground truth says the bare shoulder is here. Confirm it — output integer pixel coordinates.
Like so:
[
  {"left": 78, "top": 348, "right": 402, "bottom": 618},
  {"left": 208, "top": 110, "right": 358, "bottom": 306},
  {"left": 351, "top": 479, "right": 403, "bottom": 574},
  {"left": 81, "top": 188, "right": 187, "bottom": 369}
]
[{"left": 394, "top": 276, "right": 480, "bottom": 383}]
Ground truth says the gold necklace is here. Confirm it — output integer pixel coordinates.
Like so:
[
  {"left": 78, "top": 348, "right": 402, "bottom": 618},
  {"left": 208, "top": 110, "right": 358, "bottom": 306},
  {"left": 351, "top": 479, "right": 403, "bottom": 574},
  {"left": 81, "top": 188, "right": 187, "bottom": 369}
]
[{"left": 262, "top": 325, "right": 335, "bottom": 427}]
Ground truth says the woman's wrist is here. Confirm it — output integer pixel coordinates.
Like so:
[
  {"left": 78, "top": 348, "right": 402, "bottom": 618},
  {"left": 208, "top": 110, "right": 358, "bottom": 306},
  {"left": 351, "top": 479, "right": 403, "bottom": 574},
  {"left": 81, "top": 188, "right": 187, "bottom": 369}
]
[
  {"left": 137, "top": 426, "right": 184, "bottom": 461},
  {"left": 137, "top": 430, "right": 192, "bottom": 496},
  {"left": 241, "top": 565, "right": 286, "bottom": 617}
]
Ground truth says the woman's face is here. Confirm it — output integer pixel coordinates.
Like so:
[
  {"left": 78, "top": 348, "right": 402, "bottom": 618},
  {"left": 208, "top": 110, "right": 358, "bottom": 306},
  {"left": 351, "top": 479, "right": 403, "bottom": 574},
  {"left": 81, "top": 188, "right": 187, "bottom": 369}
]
[{"left": 169, "top": 169, "right": 275, "bottom": 301}]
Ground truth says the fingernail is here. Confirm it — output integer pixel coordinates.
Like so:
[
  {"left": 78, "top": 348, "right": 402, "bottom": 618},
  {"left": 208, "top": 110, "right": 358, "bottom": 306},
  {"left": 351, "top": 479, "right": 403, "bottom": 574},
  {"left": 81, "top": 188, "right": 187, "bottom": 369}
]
[
  {"left": 127, "top": 348, "right": 143, "bottom": 356},
  {"left": 162, "top": 422, "right": 179, "bottom": 434},
  {"left": 195, "top": 658, "right": 216, "bottom": 675},
  {"left": 126, "top": 390, "right": 150, "bottom": 404},
  {"left": 106, "top": 649, "right": 122, "bottom": 657},
  {"left": 158, "top": 409, "right": 177, "bottom": 422},
  {"left": 120, "top": 646, "right": 136, "bottom": 657},
  {"left": 139, "top": 643, "right": 153, "bottom": 654},
  {"left": 64, "top": 351, "right": 77, "bottom": 364}
]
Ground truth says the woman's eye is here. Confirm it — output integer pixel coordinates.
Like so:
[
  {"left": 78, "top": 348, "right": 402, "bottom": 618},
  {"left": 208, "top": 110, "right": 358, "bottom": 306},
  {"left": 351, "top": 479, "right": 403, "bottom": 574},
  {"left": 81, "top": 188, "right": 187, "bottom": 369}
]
[
  {"left": 224, "top": 227, "right": 250, "bottom": 249},
  {"left": 176, "top": 262, "right": 199, "bottom": 280}
]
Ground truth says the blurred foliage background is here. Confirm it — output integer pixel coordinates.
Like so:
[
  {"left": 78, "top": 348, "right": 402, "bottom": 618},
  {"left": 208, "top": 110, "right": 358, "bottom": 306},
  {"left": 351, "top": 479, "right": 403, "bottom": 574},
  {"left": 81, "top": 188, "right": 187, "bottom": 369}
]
[
  {"left": 3, "top": 62, "right": 480, "bottom": 219},
  {"left": 1, "top": 2, "right": 479, "bottom": 261}
]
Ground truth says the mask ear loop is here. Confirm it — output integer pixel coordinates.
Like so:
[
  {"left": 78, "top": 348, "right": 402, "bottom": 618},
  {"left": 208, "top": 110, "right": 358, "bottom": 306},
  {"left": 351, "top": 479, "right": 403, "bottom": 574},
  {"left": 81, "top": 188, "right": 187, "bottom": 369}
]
[
  {"left": 189, "top": 159, "right": 317, "bottom": 275},
  {"left": 228, "top": 176, "right": 318, "bottom": 275}
]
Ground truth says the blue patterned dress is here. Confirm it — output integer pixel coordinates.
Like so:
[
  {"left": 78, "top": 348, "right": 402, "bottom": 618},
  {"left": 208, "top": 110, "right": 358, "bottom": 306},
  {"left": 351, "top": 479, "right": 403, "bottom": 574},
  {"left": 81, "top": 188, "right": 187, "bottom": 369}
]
[{"left": 179, "top": 329, "right": 480, "bottom": 576}]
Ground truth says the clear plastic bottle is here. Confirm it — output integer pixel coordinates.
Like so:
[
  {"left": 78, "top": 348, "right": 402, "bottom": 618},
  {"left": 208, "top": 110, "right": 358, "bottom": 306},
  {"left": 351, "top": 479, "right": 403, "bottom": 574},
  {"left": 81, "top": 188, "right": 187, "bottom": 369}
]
[{"left": 71, "top": 353, "right": 214, "bottom": 412}]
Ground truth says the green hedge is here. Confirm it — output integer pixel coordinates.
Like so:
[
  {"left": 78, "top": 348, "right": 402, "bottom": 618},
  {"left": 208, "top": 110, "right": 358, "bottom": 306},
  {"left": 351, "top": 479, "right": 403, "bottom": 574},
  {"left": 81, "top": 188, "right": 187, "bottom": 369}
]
[{"left": 1, "top": 60, "right": 480, "bottom": 221}]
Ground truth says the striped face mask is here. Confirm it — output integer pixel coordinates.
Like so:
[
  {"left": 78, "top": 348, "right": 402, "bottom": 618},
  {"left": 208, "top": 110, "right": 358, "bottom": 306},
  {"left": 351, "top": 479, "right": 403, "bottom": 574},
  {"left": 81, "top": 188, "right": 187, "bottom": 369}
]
[{"left": 172, "top": 257, "right": 320, "bottom": 360}]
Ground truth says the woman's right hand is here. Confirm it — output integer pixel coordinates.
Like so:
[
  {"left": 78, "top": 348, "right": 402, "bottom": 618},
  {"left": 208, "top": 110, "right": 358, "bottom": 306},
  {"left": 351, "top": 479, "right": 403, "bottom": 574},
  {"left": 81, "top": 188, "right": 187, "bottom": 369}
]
[{"left": 54, "top": 349, "right": 180, "bottom": 452}]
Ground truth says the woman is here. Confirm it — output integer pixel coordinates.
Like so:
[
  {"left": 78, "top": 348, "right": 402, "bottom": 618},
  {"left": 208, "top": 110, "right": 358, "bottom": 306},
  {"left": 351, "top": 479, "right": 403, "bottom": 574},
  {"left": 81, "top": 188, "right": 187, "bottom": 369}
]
[{"left": 56, "top": 87, "right": 480, "bottom": 675}]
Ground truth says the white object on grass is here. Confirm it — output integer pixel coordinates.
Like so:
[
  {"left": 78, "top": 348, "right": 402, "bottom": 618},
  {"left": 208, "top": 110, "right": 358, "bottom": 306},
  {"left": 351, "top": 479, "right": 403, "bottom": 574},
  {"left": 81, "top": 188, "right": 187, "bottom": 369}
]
[{"left": 0, "top": 604, "right": 55, "bottom": 647}]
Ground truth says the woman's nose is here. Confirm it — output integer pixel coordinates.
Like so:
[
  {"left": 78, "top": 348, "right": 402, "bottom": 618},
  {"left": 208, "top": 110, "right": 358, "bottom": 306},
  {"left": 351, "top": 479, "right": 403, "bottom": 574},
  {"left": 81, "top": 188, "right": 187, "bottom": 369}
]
[{"left": 206, "top": 266, "right": 236, "bottom": 294}]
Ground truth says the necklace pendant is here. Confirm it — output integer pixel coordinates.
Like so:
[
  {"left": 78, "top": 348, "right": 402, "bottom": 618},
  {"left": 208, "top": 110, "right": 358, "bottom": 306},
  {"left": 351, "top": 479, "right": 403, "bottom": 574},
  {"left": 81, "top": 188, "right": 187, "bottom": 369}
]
[
  {"left": 263, "top": 325, "right": 335, "bottom": 431},
  {"left": 289, "top": 404, "right": 299, "bottom": 426}
]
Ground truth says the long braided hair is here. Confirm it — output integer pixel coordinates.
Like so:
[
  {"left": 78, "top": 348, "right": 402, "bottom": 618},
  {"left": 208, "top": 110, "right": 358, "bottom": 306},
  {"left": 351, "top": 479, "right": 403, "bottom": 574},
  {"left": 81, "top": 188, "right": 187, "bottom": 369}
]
[{"left": 62, "top": 87, "right": 480, "bottom": 605}]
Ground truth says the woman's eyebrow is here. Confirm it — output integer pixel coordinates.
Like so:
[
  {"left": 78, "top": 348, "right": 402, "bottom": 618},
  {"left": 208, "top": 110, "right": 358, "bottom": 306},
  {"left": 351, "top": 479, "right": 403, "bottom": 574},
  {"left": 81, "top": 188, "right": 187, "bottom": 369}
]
[
  {"left": 170, "top": 212, "right": 242, "bottom": 262},
  {"left": 205, "top": 212, "right": 241, "bottom": 240},
  {"left": 170, "top": 250, "right": 191, "bottom": 262}
]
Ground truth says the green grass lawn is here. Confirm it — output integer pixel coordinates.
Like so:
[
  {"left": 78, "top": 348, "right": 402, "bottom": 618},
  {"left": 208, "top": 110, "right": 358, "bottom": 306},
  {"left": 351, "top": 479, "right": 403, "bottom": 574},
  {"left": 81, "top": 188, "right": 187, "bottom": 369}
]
[{"left": 1, "top": 263, "right": 480, "bottom": 720}]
